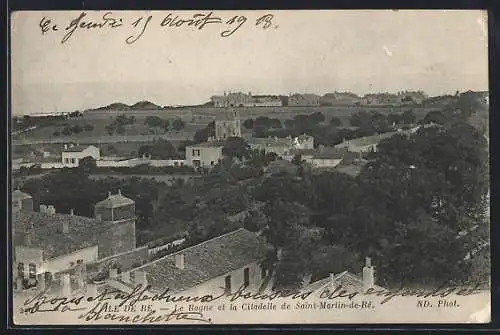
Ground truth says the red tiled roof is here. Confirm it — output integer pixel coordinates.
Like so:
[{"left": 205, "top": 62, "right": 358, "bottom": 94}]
[{"left": 131, "top": 228, "right": 270, "bottom": 293}]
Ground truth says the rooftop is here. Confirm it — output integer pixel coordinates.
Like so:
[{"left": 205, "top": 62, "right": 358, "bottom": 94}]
[
  {"left": 63, "top": 144, "right": 98, "bottom": 153},
  {"left": 13, "top": 210, "right": 104, "bottom": 259},
  {"left": 12, "top": 189, "right": 32, "bottom": 202},
  {"left": 247, "top": 137, "right": 292, "bottom": 147},
  {"left": 305, "top": 271, "right": 385, "bottom": 293},
  {"left": 336, "top": 132, "right": 399, "bottom": 148},
  {"left": 312, "top": 147, "right": 349, "bottom": 160},
  {"left": 94, "top": 190, "right": 135, "bottom": 209},
  {"left": 186, "top": 141, "right": 224, "bottom": 148},
  {"left": 130, "top": 228, "right": 270, "bottom": 293}
]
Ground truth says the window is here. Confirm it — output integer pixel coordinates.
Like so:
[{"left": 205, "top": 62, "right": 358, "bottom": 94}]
[
  {"left": 174, "top": 162, "right": 179, "bottom": 167},
  {"left": 71, "top": 158, "right": 76, "bottom": 164},
  {"left": 224, "top": 275, "right": 231, "bottom": 294},
  {"left": 211, "top": 161, "right": 214, "bottom": 166},
  {"left": 77, "top": 259, "right": 83, "bottom": 264},
  {"left": 18, "top": 263, "right": 24, "bottom": 279},
  {"left": 244, "top": 268, "right": 250, "bottom": 287},
  {"left": 29, "top": 263, "right": 36, "bottom": 279}
]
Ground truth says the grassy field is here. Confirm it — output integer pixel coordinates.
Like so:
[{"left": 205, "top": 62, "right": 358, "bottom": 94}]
[{"left": 13, "top": 105, "right": 432, "bottom": 144}]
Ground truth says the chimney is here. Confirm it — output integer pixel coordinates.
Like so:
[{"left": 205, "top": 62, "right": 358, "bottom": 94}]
[
  {"left": 135, "top": 271, "right": 147, "bottom": 287},
  {"left": 39, "top": 204, "right": 47, "bottom": 214},
  {"left": 37, "top": 273, "right": 46, "bottom": 292},
  {"left": 47, "top": 205, "right": 55, "bottom": 215},
  {"left": 87, "top": 283, "right": 97, "bottom": 297},
  {"left": 108, "top": 191, "right": 112, "bottom": 198},
  {"left": 118, "top": 189, "right": 122, "bottom": 196},
  {"left": 64, "top": 144, "right": 68, "bottom": 150},
  {"left": 276, "top": 248, "right": 283, "bottom": 261},
  {"left": 121, "top": 272, "right": 130, "bottom": 283},
  {"left": 329, "top": 273, "right": 335, "bottom": 287},
  {"left": 70, "top": 208, "right": 74, "bottom": 216},
  {"left": 109, "top": 268, "right": 118, "bottom": 279},
  {"left": 61, "top": 272, "right": 71, "bottom": 296},
  {"left": 62, "top": 221, "right": 69, "bottom": 234},
  {"left": 175, "top": 253, "right": 185, "bottom": 270},
  {"left": 362, "top": 257, "right": 375, "bottom": 292}
]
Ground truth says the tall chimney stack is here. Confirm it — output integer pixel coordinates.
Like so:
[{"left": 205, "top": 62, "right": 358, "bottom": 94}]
[
  {"left": 61, "top": 273, "right": 71, "bottom": 296},
  {"left": 62, "top": 221, "right": 69, "bottom": 234},
  {"left": 175, "top": 253, "right": 185, "bottom": 270},
  {"left": 362, "top": 257, "right": 375, "bottom": 292}
]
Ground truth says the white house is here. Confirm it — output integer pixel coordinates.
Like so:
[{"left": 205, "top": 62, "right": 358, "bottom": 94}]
[
  {"left": 61, "top": 144, "right": 101, "bottom": 167},
  {"left": 185, "top": 141, "right": 224, "bottom": 168}
]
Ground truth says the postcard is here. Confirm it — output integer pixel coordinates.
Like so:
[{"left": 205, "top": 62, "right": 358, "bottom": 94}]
[{"left": 10, "top": 10, "right": 490, "bottom": 325}]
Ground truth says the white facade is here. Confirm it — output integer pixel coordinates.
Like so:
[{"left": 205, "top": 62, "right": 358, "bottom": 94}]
[
  {"left": 62, "top": 145, "right": 101, "bottom": 167},
  {"left": 15, "top": 245, "right": 98, "bottom": 277},
  {"left": 185, "top": 144, "right": 223, "bottom": 168},
  {"left": 310, "top": 158, "right": 343, "bottom": 168}
]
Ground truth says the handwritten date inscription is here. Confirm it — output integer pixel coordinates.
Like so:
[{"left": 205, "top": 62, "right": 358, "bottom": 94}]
[{"left": 39, "top": 11, "right": 278, "bottom": 45}]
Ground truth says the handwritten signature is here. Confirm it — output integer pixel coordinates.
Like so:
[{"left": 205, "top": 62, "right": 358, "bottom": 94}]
[
  {"left": 79, "top": 302, "right": 212, "bottom": 324},
  {"left": 39, "top": 11, "right": 278, "bottom": 45}
]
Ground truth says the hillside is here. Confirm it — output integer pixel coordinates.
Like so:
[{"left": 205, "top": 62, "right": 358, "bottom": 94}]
[{"left": 89, "top": 100, "right": 164, "bottom": 112}]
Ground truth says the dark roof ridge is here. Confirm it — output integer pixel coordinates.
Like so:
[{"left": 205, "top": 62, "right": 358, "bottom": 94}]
[{"left": 132, "top": 228, "right": 249, "bottom": 272}]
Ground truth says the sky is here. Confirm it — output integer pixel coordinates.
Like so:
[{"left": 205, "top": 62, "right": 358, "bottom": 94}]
[{"left": 11, "top": 10, "right": 488, "bottom": 114}]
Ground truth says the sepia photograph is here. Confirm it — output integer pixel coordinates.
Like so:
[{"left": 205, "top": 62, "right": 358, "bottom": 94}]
[{"left": 10, "top": 10, "right": 490, "bottom": 325}]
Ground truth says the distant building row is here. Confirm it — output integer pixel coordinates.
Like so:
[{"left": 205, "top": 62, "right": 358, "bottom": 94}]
[{"left": 210, "top": 91, "right": 429, "bottom": 107}]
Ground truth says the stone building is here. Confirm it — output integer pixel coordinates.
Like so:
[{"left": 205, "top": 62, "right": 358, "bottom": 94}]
[
  {"left": 288, "top": 94, "right": 321, "bottom": 106},
  {"left": 215, "top": 108, "right": 241, "bottom": 140},
  {"left": 94, "top": 190, "right": 137, "bottom": 258},
  {"left": 12, "top": 189, "right": 137, "bottom": 292},
  {"left": 211, "top": 91, "right": 282, "bottom": 107}
]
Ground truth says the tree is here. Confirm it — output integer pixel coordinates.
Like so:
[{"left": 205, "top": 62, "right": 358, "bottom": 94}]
[
  {"left": 387, "top": 113, "right": 401, "bottom": 126},
  {"left": 161, "top": 119, "right": 170, "bottom": 132},
  {"left": 243, "top": 119, "right": 254, "bottom": 129},
  {"left": 139, "top": 139, "right": 178, "bottom": 159},
  {"left": 106, "top": 144, "right": 118, "bottom": 155},
  {"left": 105, "top": 124, "right": 115, "bottom": 135},
  {"left": 401, "top": 110, "right": 417, "bottom": 124},
  {"left": 284, "top": 119, "right": 295, "bottom": 129},
  {"left": 172, "top": 118, "right": 185, "bottom": 132},
  {"left": 62, "top": 126, "right": 72, "bottom": 136},
  {"left": 78, "top": 156, "right": 96, "bottom": 173},
  {"left": 71, "top": 125, "right": 83, "bottom": 134},
  {"left": 116, "top": 125, "right": 126, "bottom": 135},
  {"left": 144, "top": 116, "right": 164, "bottom": 128},
  {"left": 193, "top": 121, "right": 215, "bottom": 143},
  {"left": 423, "top": 110, "right": 447, "bottom": 125},
  {"left": 83, "top": 124, "right": 95, "bottom": 132},
  {"left": 222, "top": 137, "right": 249, "bottom": 160},
  {"left": 329, "top": 117, "right": 342, "bottom": 127},
  {"left": 115, "top": 114, "right": 129, "bottom": 126}
]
